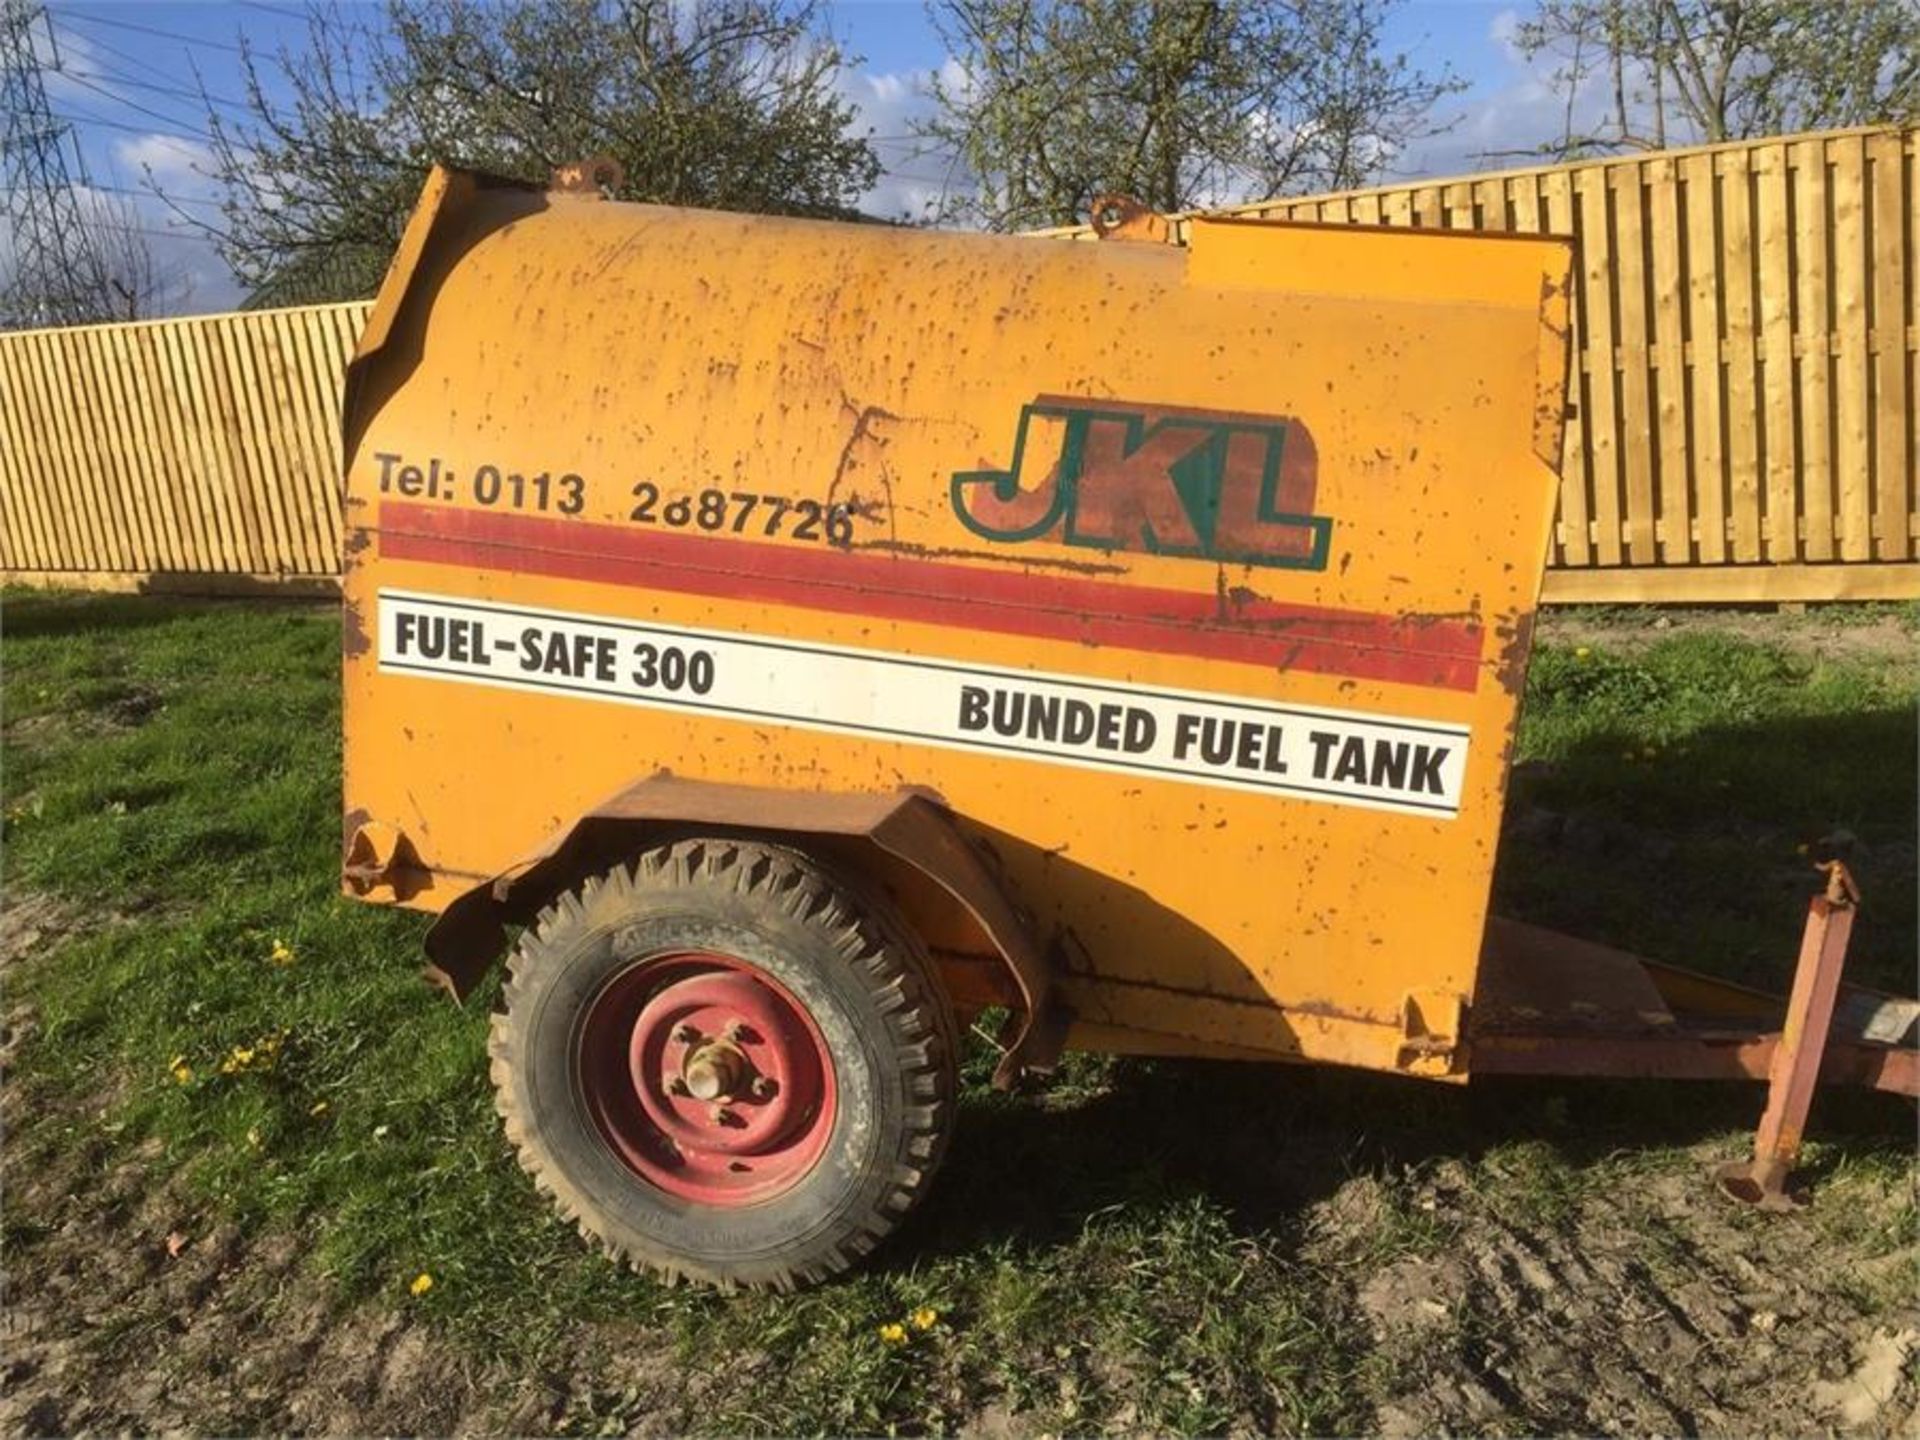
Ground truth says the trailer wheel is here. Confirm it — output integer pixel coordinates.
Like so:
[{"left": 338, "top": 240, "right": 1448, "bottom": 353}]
[{"left": 488, "top": 838, "right": 958, "bottom": 1289}]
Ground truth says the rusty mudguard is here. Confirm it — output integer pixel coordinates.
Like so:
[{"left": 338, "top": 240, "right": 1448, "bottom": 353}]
[{"left": 420, "top": 775, "right": 1066, "bottom": 1089}]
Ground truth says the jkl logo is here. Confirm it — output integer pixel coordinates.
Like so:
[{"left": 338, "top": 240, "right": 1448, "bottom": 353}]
[{"left": 951, "top": 396, "right": 1332, "bottom": 570}]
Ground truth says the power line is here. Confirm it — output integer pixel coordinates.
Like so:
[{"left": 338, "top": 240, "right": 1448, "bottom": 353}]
[
  {"left": 0, "top": 176, "right": 218, "bottom": 210},
  {"left": 59, "top": 9, "right": 247, "bottom": 56},
  {"left": 83, "top": 178, "right": 225, "bottom": 209},
  {"left": 64, "top": 60, "right": 250, "bottom": 113},
  {"left": 81, "top": 216, "right": 201, "bottom": 240},
  {"left": 56, "top": 68, "right": 215, "bottom": 138},
  {"left": 51, "top": 20, "right": 230, "bottom": 92},
  {"left": 53, "top": 105, "right": 207, "bottom": 143},
  {"left": 237, "top": 0, "right": 309, "bottom": 19}
]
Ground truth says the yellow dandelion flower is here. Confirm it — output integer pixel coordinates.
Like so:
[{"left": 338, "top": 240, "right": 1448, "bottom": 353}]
[
  {"left": 877, "top": 1322, "right": 907, "bottom": 1346},
  {"left": 409, "top": 1272, "right": 434, "bottom": 1297},
  {"left": 309, "top": 1100, "right": 330, "bottom": 1116},
  {"left": 910, "top": 1306, "right": 939, "bottom": 1331},
  {"left": 171, "top": 1063, "right": 193, "bottom": 1085},
  {"left": 245, "top": 1127, "right": 262, "bottom": 1149},
  {"left": 268, "top": 939, "right": 295, "bottom": 967},
  {"left": 1574, "top": 645, "right": 1592, "bottom": 660}
]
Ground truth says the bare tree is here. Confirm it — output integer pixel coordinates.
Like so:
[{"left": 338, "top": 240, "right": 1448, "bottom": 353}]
[
  {"left": 1515, "top": 0, "right": 1920, "bottom": 159},
  {"left": 916, "top": 0, "right": 1463, "bottom": 231},
  {"left": 0, "top": 188, "right": 192, "bottom": 325},
  {"left": 167, "top": 0, "right": 881, "bottom": 304},
  {"left": 84, "top": 194, "right": 194, "bottom": 321}
]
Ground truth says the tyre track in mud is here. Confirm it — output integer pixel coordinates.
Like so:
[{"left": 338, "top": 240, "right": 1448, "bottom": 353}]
[
  {"left": 0, "top": 1122, "right": 493, "bottom": 1436},
  {"left": 5, "top": 978, "right": 1915, "bottom": 1438},
  {"left": 1351, "top": 1157, "right": 1919, "bottom": 1437}
]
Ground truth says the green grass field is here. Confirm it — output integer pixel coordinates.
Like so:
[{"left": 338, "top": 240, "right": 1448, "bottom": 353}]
[{"left": 3, "top": 593, "right": 1915, "bottom": 1435}]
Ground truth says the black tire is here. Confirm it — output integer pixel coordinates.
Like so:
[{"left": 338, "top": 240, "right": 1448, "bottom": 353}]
[{"left": 488, "top": 837, "right": 959, "bottom": 1289}]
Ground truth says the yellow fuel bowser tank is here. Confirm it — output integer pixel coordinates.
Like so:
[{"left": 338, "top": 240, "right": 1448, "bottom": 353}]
[{"left": 339, "top": 167, "right": 1913, "bottom": 1289}]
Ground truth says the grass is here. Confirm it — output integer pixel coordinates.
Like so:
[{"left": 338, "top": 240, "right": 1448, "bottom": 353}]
[
  {"left": 1497, "top": 625, "right": 1916, "bottom": 992},
  {"left": 2, "top": 591, "right": 1915, "bottom": 1434}
]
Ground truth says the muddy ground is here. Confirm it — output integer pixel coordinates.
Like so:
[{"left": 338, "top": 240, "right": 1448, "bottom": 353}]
[
  {"left": 5, "top": 1021, "right": 1915, "bottom": 1435},
  {"left": 1535, "top": 606, "right": 1916, "bottom": 668}
]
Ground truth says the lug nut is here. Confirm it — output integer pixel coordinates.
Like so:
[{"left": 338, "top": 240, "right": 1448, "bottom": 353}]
[
  {"left": 670, "top": 1023, "right": 699, "bottom": 1044},
  {"left": 666, "top": 1075, "right": 690, "bottom": 1097},
  {"left": 709, "top": 1103, "right": 736, "bottom": 1126},
  {"left": 749, "top": 1075, "right": 777, "bottom": 1100}
]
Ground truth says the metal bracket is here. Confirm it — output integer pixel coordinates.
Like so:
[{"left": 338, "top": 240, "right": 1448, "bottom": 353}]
[
  {"left": 549, "top": 155, "right": 623, "bottom": 197},
  {"left": 1396, "top": 988, "right": 1466, "bottom": 1077},
  {"left": 342, "top": 820, "right": 423, "bottom": 900}
]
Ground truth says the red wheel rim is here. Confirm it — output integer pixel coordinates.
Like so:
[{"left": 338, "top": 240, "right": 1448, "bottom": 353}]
[{"left": 576, "top": 951, "right": 836, "bottom": 1206}]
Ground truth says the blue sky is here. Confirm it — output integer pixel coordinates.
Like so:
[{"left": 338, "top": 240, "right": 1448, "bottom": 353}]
[{"left": 36, "top": 1, "right": 1570, "bottom": 313}]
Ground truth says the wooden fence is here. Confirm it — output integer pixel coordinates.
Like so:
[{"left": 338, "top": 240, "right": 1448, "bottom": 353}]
[
  {"left": 2, "top": 126, "right": 1915, "bottom": 601},
  {"left": 1130, "top": 125, "right": 1918, "bottom": 602},
  {"left": 0, "top": 301, "right": 369, "bottom": 592}
]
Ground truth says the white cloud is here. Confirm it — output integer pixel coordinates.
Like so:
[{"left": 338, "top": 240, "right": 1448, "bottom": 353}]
[
  {"left": 86, "top": 131, "right": 240, "bottom": 314},
  {"left": 113, "top": 133, "right": 219, "bottom": 197},
  {"left": 1392, "top": 9, "right": 1623, "bottom": 181},
  {"left": 839, "top": 64, "right": 977, "bottom": 224},
  {"left": 1489, "top": 6, "right": 1529, "bottom": 63}
]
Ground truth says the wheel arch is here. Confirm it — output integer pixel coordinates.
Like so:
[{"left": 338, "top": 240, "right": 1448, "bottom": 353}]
[{"left": 420, "top": 775, "right": 1066, "bottom": 1087}]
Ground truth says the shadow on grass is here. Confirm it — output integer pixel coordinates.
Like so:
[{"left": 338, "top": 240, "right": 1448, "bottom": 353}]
[
  {"left": 898, "top": 1057, "right": 1913, "bottom": 1267},
  {"left": 902, "top": 693, "right": 1917, "bottom": 1267},
  {"left": 1, "top": 590, "right": 332, "bottom": 642},
  {"left": 1495, "top": 704, "right": 1917, "bottom": 994}
]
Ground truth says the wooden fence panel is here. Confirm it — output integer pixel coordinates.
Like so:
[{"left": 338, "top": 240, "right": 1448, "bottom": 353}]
[
  {"left": 0, "top": 302, "right": 370, "bottom": 583},
  {"left": 1681, "top": 150, "right": 1728, "bottom": 565},
  {"left": 1868, "top": 130, "right": 1912, "bottom": 562},
  {"left": 1613, "top": 165, "right": 1659, "bottom": 563},
  {"left": 1792, "top": 137, "right": 1835, "bottom": 563},
  {"left": 1755, "top": 142, "right": 1797, "bottom": 561},
  {"left": 3, "top": 131, "right": 1915, "bottom": 601},
  {"left": 1832, "top": 138, "right": 1875, "bottom": 562},
  {"left": 1724, "top": 149, "right": 1770, "bottom": 560},
  {"left": 1576, "top": 164, "right": 1627, "bottom": 566},
  {"left": 1069, "top": 124, "right": 1917, "bottom": 599},
  {"left": 1647, "top": 155, "right": 1690, "bottom": 563}
]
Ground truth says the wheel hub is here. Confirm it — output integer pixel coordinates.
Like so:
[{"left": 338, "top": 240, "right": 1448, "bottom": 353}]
[
  {"left": 678, "top": 1037, "right": 747, "bottom": 1101},
  {"left": 577, "top": 952, "right": 835, "bottom": 1205}
]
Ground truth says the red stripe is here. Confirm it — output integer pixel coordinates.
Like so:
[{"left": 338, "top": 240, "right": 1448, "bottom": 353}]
[{"left": 375, "top": 501, "right": 1483, "bottom": 692}]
